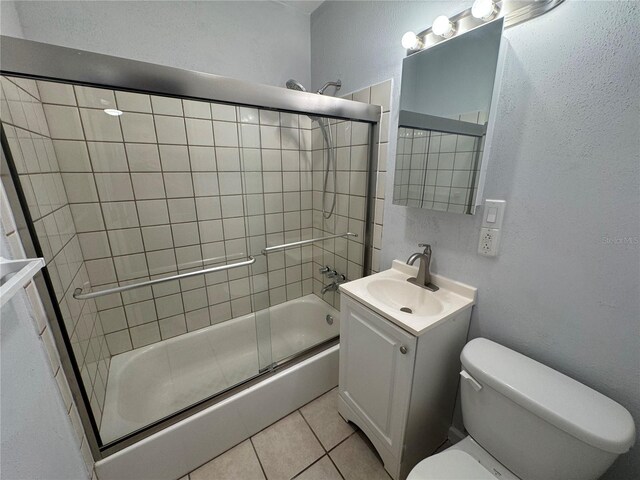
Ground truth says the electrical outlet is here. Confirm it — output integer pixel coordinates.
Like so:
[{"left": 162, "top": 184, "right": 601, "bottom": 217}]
[{"left": 478, "top": 227, "right": 500, "bottom": 256}]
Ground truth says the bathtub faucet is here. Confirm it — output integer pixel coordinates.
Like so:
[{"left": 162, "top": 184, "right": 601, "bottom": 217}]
[{"left": 321, "top": 274, "right": 346, "bottom": 295}]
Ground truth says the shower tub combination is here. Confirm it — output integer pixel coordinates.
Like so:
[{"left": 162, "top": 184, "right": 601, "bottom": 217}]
[{"left": 0, "top": 36, "right": 380, "bottom": 480}]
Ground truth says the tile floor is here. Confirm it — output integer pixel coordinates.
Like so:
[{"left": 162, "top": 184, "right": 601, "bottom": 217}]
[{"left": 185, "top": 387, "right": 392, "bottom": 480}]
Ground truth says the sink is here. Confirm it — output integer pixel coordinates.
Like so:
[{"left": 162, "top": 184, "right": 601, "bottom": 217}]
[
  {"left": 339, "top": 260, "right": 477, "bottom": 335},
  {"left": 366, "top": 278, "right": 443, "bottom": 316}
]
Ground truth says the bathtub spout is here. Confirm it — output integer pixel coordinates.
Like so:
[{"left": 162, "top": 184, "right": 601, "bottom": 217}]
[
  {"left": 321, "top": 274, "right": 347, "bottom": 295},
  {"left": 321, "top": 282, "right": 338, "bottom": 295}
]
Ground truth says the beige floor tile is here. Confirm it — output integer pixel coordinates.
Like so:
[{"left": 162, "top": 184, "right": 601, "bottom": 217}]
[
  {"left": 329, "top": 432, "right": 391, "bottom": 480},
  {"left": 190, "top": 439, "right": 265, "bottom": 480},
  {"left": 300, "top": 388, "right": 354, "bottom": 450},
  {"left": 294, "top": 456, "right": 342, "bottom": 480},
  {"left": 252, "top": 411, "right": 324, "bottom": 480}
]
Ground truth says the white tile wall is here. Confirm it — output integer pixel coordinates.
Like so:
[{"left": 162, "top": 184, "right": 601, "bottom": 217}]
[
  {"left": 28, "top": 79, "right": 325, "bottom": 359},
  {"left": 0, "top": 157, "right": 94, "bottom": 476},
  {"left": 1, "top": 76, "right": 111, "bottom": 437},
  {"left": 312, "top": 79, "right": 393, "bottom": 302}
]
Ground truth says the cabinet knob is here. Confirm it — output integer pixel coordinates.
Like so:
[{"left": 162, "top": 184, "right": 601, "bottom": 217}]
[{"left": 399, "top": 345, "right": 408, "bottom": 354}]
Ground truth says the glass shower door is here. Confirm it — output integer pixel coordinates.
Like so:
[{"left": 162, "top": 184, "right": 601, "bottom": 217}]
[
  {"left": 241, "top": 107, "right": 371, "bottom": 365},
  {"left": 0, "top": 75, "right": 273, "bottom": 444}
]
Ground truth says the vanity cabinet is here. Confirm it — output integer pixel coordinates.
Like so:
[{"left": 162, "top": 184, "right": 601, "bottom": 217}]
[
  {"left": 339, "top": 297, "right": 417, "bottom": 457},
  {"left": 338, "top": 292, "right": 473, "bottom": 480}
]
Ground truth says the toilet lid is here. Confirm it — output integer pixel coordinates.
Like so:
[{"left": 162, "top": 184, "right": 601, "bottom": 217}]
[{"left": 407, "top": 450, "right": 497, "bottom": 480}]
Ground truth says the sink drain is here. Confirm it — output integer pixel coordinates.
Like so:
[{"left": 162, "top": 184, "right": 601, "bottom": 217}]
[{"left": 400, "top": 307, "right": 413, "bottom": 314}]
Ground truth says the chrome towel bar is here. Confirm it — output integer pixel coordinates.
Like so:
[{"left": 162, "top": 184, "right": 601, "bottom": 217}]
[
  {"left": 73, "top": 256, "right": 256, "bottom": 300},
  {"left": 262, "top": 232, "right": 358, "bottom": 254}
]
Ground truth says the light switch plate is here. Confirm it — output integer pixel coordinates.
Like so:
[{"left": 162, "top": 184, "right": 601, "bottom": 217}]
[{"left": 482, "top": 199, "right": 506, "bottom": 228}]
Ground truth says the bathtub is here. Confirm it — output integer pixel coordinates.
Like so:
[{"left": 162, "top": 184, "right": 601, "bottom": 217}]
[{"left": 100, "top": 293, "right": 340, "bottom": 445}]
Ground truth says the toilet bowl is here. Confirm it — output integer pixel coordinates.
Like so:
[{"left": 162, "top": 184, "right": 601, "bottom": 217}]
[
  {"left": 408, "top": 338, "right": 635, "bottom": 480},
  {"left": 408, "top": 436, "right": 519, "bottom": 480}
]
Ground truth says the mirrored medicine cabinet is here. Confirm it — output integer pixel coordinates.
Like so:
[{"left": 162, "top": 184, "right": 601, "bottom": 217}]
[{"left": 392, "top": 18, "right": 506, "bottom": 214}]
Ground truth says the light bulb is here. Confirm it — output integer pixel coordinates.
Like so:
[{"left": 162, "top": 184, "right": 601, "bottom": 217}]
[
  {"left": 103, "top": 108, "right": 123, "bottom": 116},
  {"left": 472, "top": 0, "right": 498, "bottom": 20},
  {"left": 432, "top": 15, "right": 455, "bottom": 38},
  {"left": 401, "top": 31, "right": 423, "bottom": 50}
]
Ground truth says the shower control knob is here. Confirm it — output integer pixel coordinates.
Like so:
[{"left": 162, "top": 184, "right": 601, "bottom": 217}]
[
  {"left": 319, "top": 266, "right": 331, "bottom": 274},
  {"left": 399, "top": 345, "right": 408, "bottom": 355},
  {"left": 327, "top": 270, "right": 338, "bottom": 278}
]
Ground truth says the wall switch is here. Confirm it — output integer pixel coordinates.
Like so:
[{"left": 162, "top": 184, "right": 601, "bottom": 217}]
[
  {"left": 482, "top": 199, "right": 506, "bottom": 228},
  {"left": 478, "top": 227, "right": 500, "bottom": 256}
]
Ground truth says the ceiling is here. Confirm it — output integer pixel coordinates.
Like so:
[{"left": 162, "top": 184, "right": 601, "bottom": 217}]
[{"left": 275, "top": 1, "right": 325, "bottom": 15}]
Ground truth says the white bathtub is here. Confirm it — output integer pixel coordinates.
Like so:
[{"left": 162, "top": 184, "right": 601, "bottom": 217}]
[{"left": 100, "top": 294, "right": 339, "bottom": 444}]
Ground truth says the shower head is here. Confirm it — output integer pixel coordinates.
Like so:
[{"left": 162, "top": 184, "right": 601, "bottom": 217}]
[
  {"left": 285, "top": 79, "right": 320, "bottom": 122},
  {"left": 285, "top": 79, "right": 307, "bottom": 92},
  {"left": 284, "top": 78, "right": 341, "bottom": 124}
]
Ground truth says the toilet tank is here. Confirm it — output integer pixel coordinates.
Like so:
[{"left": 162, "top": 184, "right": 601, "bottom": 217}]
[{"left": 460, "top": 339, "right": 635, "bottom": 480}]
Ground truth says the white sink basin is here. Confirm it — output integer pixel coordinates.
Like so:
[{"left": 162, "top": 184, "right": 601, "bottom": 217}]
[
  {"left": 340, "top": 260, "right": 476, "bottom": 335},
  {"left": 366, "top": 278, "right": 443, "bottom": 316}
]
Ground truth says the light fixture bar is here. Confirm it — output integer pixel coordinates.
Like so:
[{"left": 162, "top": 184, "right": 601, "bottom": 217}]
[{"left": 405, "top": 0, "right": 565, "bottom": 55}]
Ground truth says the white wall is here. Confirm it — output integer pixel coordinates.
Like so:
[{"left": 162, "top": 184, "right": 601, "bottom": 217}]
[
  {"left": 0, "top": 0, "right": 24, "bottom": 37},
  {"left": 312, "top": 1, "right": 640, "bottom": 479},
  {"left": 5, "top": 0, "right": 310, "bottom": 88}
]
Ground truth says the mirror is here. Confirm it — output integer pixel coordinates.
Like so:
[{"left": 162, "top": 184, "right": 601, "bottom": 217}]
[{"left": 392, "top": 18, "right": 505, "bottom": 214}]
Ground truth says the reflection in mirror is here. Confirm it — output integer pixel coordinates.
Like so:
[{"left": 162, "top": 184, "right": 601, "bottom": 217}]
[{"left": 392, "top": 18, "right": 505, "bottom": 214}]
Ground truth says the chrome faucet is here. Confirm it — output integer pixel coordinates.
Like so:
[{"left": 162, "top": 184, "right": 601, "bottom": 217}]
[
  {"left": 322, "top": 274, "right": 346, "bottom": 294},
  {"left": 406, "top": 244, "right": 439, "bottom": 292}
]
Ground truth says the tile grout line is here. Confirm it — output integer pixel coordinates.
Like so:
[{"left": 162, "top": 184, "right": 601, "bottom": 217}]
[
  {"left": 249, "top": 436, "right": 270, "bottom": 480},
  {"left": 113, "top": 87, "right": 159, "bottom": 350},
  {"left": 298, "top": 404, "right": 351, "bottom": 480},
  {"left": 297, "top": 407, "right": 328, "bottom": 453}
]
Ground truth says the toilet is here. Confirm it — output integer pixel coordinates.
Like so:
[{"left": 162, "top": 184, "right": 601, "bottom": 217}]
[{"left": 408, "top": 338, "right": 636, "bottom": 480}]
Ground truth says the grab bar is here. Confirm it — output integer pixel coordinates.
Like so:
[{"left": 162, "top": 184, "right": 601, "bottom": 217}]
[
  {"left": 73, "top": 256, "right": 256, "bottom": 300},
  {"left": 262, "top": 232, "right": 358, "bottom": 254}
]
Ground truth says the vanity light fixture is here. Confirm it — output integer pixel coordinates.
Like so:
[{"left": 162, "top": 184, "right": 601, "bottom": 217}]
[
  {"left": 103, "top": 108, "right": 123, "bottom": 116},
  {"left": 401, "top": 31, "right": 424, "bottom": 50},
  {"left": 432, "top": 15, "right": 456, "bottom": 38},
  {"left": 472, "top": 0, "right": 499, "bottom": 20},
  {"left": 401, "top": 1, "right": 564, "bottom": 56}
]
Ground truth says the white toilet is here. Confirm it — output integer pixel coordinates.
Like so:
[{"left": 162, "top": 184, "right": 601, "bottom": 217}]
[{"left": 408, "top": 338, "right": 636, "bottom": 480}]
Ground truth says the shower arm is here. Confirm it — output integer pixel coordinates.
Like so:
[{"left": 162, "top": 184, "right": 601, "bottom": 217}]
[{"left": 316, "top": 80, "right": 342, "bottom": 95}]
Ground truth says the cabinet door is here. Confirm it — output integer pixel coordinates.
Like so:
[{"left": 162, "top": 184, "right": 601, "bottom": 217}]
[{"left": 339, "top": 296, "right": 417, "bottom": 457}]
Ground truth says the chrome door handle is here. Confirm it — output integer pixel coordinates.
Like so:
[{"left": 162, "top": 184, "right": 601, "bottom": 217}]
[{"left": 399, "top": 345, "right": 408, "bottom": 354}]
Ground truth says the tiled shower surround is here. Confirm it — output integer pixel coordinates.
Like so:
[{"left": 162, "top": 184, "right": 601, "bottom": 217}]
[
  {"left": 0, "top": 75, "right": 110, "bottom": 428},
  {"left": 33, "top": 81, "right": 320, "bottom": 356},
  {"left": 312, "top": 79, "right": 392, "bottom": 306},
  {"left": 21, "top": 78, "right": 379, "bottom": 358}
]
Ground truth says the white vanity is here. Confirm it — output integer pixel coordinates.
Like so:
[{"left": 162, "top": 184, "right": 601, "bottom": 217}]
[{"left": 338, "top": 260, "right": 477, "bottom": 480}]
